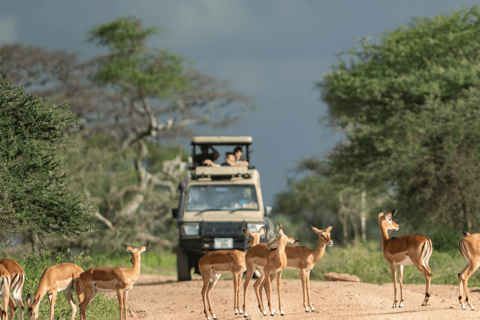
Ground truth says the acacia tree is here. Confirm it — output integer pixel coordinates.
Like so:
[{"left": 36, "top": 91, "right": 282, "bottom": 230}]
[
  {"left": 0, "top": 79, "right": 96, "bottom": 250},
  {"left": 317, "top": 5, "right": 480, "bottom": 232}
]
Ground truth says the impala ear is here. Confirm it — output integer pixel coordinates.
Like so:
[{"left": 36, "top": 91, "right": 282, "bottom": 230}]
[
  {"left": 378, "top": 211, "right": 384, "bottom": 219},
  {"left": 464, "top": 232, "right": 470, "bottom": 237},
  {"left": 258, "top": 226, "right": 266, "bottom": 235},
  {"left": 26, "top": 294, "right": 32, "bottom": 304},
  {"left": 326, "top": 224, "right": 333, "bottom": 232},
  {"left": 391, "top": 209, "right": 397, "bottom": 215},
  {"left": 243, "top": 228, "right": 252, "bottom": 236},
  {"left": 140, "top": 242, "right": 149, "bottom": 253},
  {"left": 123, "top": 244, "right": 134, "bottom": 253},
  {"left": 268, "top": 243, "right": 279, "bottom": 251},
  {"left": 311, "top": 225, "right": 321, "bottom": 234}
]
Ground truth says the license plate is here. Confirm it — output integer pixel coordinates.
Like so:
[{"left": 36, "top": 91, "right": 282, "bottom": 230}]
[{"left": 214, "top": 238, "right": 233, "bottom": 249}]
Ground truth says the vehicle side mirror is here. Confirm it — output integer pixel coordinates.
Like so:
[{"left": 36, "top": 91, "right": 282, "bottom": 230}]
[
  {"left": 265, "top": 206, "right": 272, "bottom": 217},
  {"left": 172, "top": 208, "right": 179, "bottom": 219},
  {"left": 178, "top": 182, "right": 186, "bottom": 192}
]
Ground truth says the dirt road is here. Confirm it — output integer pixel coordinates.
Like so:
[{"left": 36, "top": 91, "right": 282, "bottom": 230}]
[{"left": 123, "top": 274, "right": 480, "bottom": 320}]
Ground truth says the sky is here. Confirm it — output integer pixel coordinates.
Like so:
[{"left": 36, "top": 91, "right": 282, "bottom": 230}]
[{"left": 1, "top": 0, "right": 479, "bottom": 207}]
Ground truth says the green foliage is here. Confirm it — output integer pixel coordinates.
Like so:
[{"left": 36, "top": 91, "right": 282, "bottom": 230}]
[
  {"left": 317, "top": 5, "right": 480, "bottom": 232},
  {"left": 22, "top": 250, "right": 118, "bottom": 320},
  {"left": 88, "top": 16, "right": 191, "bottom": 98},
  {"left": 60, "top": 133, "right": 184, "bottom": 253},
  {"left": 0, "top": 79, "right": 96, "bottom": 240},
  {"left": 429, "top": 229, "right": 462, "bottom": 252}
]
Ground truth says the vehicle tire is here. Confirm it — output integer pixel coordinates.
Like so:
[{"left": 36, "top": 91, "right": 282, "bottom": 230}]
[{"left": 177, "top": 248, "right": 191, "bottom": 281}]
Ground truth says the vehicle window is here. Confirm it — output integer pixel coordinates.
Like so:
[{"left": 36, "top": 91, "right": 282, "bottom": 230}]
[{"left": 186, "top": 185, "right": 259, "bottom": 211}]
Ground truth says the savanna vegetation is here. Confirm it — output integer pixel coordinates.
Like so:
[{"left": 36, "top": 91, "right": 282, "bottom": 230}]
[{"left": 2, "top": 5, "right": 480, "bottom": 318}]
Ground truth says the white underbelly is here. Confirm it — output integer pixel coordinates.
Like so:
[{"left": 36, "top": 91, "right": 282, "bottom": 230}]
[
  {"left": 254, "top": 264, "right": 265, "bottom": 277},
  {"left": 397, "top": 256, "right": 414, "bottom": 266}
]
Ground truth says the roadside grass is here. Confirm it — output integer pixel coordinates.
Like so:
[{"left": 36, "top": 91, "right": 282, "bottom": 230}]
[{"left": 147, "top": 243, "right": 477, "bottom": 288}]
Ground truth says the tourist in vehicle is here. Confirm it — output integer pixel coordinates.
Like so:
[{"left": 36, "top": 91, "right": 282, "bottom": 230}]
[
  {"left": 205, "top": 152, "right": 235, "bottom": 167},
  {"left": 227, "top": 146, "right": 249, "bottom": 166},
  {"left": 194, "top": 144, "right": 219, "bottom": 166}
]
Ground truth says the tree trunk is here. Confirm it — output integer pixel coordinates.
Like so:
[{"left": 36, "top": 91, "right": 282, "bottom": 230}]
[{"left": 361, "top": 188, "right": 367, "bottom": 243}]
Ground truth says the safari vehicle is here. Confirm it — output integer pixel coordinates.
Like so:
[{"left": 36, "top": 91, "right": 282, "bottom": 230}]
[{"left": 172, "top": 136, "right": 273, "bottom": 281}]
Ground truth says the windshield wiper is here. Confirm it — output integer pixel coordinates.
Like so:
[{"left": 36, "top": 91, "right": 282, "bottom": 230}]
[{"left": 195, "top": 208, "right": 223, "bottom": 215}]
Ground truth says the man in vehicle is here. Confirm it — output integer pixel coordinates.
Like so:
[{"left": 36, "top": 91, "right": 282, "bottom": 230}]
[{"left": 194, "top": 145, "right": 219, "bottom": 166}]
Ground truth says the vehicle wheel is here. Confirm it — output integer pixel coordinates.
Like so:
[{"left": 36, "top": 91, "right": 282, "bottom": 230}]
[{"left": 177, "top": 248, "right": 191, "bottom": 281}]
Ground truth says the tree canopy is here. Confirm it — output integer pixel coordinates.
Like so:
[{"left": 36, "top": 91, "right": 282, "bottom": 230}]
[
  {"left": 316, "top": 5, "right": 480, "bottom": 232},
  {"left": 0, "top": 79, "right": 96, "bottom": 245}
]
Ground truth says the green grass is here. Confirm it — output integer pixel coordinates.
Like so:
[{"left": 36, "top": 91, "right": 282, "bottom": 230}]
[{"left": 282, "top": 241, "right": 477, "bottom": 287}]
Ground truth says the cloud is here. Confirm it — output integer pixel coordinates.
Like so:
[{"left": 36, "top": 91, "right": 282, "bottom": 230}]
[{"left": 0, "top": 18, "right": 14, "bottom": 44}]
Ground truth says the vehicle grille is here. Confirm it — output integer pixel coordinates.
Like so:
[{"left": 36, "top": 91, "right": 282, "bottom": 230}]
[{"left": 200, "top": 221, "right": 245, "bottom": 236}]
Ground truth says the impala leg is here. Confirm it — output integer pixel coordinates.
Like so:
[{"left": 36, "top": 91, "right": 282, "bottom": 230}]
[
  {"left": 233, "top": 273, "right": 239, "bottom": 315},
  {"left": 458, "top": 262, "right": 479, "bottom": 311},
  {"left": 390, "top": 263, "right": 397, "bottom": 308},
  {"left": 458, "top": 264, "right": 468, "bottom": 309},
  {"left": 47, "top": 291, "right": 57, "bottom": 320},
  {"left": 300, "top": 269, "right": 308, "bottom": 312},
  {"left": 124, "top": 290, "right": 129, "bottom": 320},
  {"left": 264, "top": 275, "right": 274, "bottom": 316},
  {"left": 201, "top": 277, "right": 212, "bottom": 320},
  {"left": 65, "top": 289, "right": 77, "bottom": 320},
  {"left": 116, "top": 290, "right": 124, "bottom": 320},
  {"left": 7, "top": 296, "right": 16, "bottom": 320},
  {"left": 307, "top": 269, "right": 314, "bottom": 312},
  {"left": 206, "top": 274, "right": 221, "bottom": 320},
  {"left": 415, "top": 263, "right": 432, "bottom": 306},
  {"left": 253, "top": 276, "right": 267, "bottom": 316},
  {"left": 237, "top": 272, "right": 244, "bottom": 314},
  {"left": 3, "top": 292, "right": 9, "bottom": 320},
  {"left": 277, "top": 270, "right": 284, "bottom": 316},
  {"left": 398, "top": 265, "right": 404, "bottom": 308},
  {"left": 243, "top": 265, "right": 255, "bottom": 317},
  {"left": 14, "top": 275, "right": 25, "bottom": 320}
]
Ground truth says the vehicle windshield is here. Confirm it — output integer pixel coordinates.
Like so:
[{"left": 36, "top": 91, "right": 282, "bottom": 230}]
[{"left": 186, "top": 184, "right": 259, "bottom": 211}]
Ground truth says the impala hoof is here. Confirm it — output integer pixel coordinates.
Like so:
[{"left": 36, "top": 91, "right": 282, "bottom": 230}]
[
  {"left": 244, "top": 312, "right": 248, "bottom": 317},
  {"left": 213, "top": 315, "right": 217, "bottom": 320},
  {"left": 305, "top": 307, "right": 309, "bottom": 313},
  {"left": 262, "top": 311, "right": 267, "bottom": 316},
  {"left": 392, "top": 304, "right": 396, "bottom": 308},
  {"left": 271, "top": 309, "right": 275, "bottom": 316},
  {"left": 280, "top": 310, "right": 285, "bottom": 316},
  {"left": 472, "top": 306, "right": 476, "bottom": 311},
  {"left": 399, "top": 302, "right": 403, "bottom": 308},
  {"left": 311, "top": 306, "right": 315, "bottom": 312},
  {"left": 421, "top": 301, "right": 427, "bottom": 306},
  {"left": 239, "top": 309, "right": 244, "bottom": 314}
]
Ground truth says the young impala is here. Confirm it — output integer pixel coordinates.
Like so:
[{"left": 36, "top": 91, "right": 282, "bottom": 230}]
[
  {"left": 0, "top": 258, "right": 25, "bottom": 320},
  {"left": 76, "top": 243, "right": 148, "bottom": 320},
  {"left": 26, "top": 263, "right": 84, "bottom": 320},
  {"left": 243, "top": 225, "right": 297, "bottom": 317},
  {"left": 378, "top": 210, "right": 433, "bottom": 308},
  {"left": 199, "top": 227, "right": 265, "bottom": 320},
  {"left": 458, "top": 232, "right": 480, "bottom": 310}
]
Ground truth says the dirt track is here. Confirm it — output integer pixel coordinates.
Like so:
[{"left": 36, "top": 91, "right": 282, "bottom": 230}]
[{"left": 119, "top": 274, "right": 480, "bottom": 320}]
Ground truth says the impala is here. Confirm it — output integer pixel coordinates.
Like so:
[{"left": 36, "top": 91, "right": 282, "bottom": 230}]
[
  {"left": 0, "top": 265, "right": 10, "bottom": 320},
  {"left": 26, "top": 263, "right": 84, "bottom": 320},
  {"left": 76, "top": 243, "right": 149, "bottom": 320},
  {"left": 243, "top": 225, "right": 297, "bottom": 317},
  {"left": 249, "top": 225, "right": 333, "bottom": 313},
  {"left": 458, "top": 232, "right": 480, "bottom": 310},
  {"left": 199, "top": 227, "right": 265, "bottom": 320},
  {"left": 0, "top": 258, "right": 25, "bottom": 320},
  {"left": 378, "top": 210, "right": 433, "bottom": 308}
]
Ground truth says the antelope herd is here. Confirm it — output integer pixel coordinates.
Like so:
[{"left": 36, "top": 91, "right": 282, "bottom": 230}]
[{"left": 3, "top": 210, "right": 480, "bottom": 319}]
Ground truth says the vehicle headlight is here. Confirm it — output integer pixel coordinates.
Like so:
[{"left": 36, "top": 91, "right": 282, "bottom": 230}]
[
  {"left": 181, "top": 224, "right": 200, "bottom": 236},
  {"left": 247, "top": 223, "right": 265, "bottom": 233}
]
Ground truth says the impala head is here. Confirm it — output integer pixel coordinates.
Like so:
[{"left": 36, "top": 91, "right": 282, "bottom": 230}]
[
  {"left": 123, "top": 242, "right": 149, "bottom": 265},
  {"left": 378, "top": 210, "right": 399, "bottom": 231},
  {"left": 244, "top": 226, "right": 266, "bottom": 247},
  {"left": 311, "top": 224, "right": 333, "bottom": 247},
  {"left": 26, "top": 294, "right": 40, "bottom": 320},
  {"left": 267, "top": 224, "right": 298, "bottom": 251}
]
